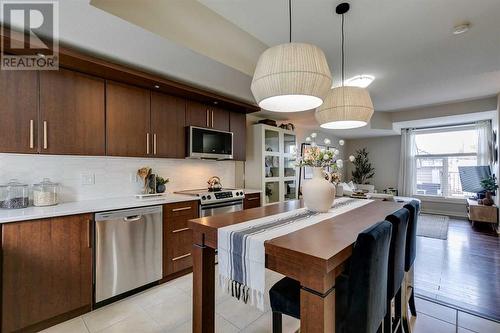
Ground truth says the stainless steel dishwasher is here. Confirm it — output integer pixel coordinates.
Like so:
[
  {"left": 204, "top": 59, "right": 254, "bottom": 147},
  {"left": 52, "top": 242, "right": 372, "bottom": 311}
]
[{"left": 94, "top": 205, "right": 162, "bottom": 303}]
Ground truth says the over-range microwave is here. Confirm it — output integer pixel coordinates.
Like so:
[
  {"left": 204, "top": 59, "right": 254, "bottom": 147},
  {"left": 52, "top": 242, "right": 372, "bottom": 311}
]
[{"left": 187, "top": 126, "right": 233, "bottom": 160}]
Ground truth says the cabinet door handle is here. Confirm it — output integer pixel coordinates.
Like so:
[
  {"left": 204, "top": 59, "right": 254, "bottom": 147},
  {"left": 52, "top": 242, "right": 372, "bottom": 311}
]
[
  {"left": 171, "top": 206, "right": 192, "bottom": 212},
  {"left": 146, "top": 133, "right": 150, "bottom": 155},
  {"left": 172, "top": 253, "right": 191, "bottom": 261},
  {"left": 206, "top": 109, "right": 209, "bottom": 127},
  {"left": 43, "top": 121, "right": 48, "bottom": 149},
  {"left": 172, "top": 227, "right": 190, "bottom": 233},
  {"left": 211, "top": 110, "right": 214, "bottom": 128},
  {"left": 153, "top": 133, "right": 157, "bottom": 155},
  {"left": 247, "top": 197, "right": 259, "bottom": 201},
  {"left": 29, "top": 119, "right": 34, "bottom": 149}
]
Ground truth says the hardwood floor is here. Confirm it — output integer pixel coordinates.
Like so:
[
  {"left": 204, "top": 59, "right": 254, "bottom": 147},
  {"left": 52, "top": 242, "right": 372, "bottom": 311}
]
[{"left": 414, "top": 217, "right": 500, "bottom": 321}]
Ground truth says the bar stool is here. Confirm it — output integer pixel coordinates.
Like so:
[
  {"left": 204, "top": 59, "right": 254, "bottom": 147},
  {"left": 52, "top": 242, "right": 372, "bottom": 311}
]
[
  {"left": 269, "top": 221, "right": 393, "bottom": 333},
  {"left": 401, "top": 200, "right": 420, "bottom": 333},
  {"left": 384, "top": 208, "right": 410, "bottom": 333}
]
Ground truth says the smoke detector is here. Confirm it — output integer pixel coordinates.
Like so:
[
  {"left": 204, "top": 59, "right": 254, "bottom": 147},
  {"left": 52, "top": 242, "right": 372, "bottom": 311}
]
[{"left": 453, "top": 23, "right": 470, "bottom": 35}]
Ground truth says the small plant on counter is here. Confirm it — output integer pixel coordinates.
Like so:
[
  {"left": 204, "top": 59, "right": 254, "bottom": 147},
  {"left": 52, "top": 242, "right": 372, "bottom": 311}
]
[{"left": 156, "top": 176, "right": 169, "bottom": 193}]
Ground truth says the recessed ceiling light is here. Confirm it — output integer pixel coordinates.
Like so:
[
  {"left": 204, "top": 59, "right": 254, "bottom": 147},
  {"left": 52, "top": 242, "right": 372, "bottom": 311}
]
[
  {"left": 453, "top": 23, "right": 470, "bottom": 35},
  {"left": 344, "top": 75, "right": 375, "bottom": 88},
  {"left": 153, "top": 84, "right": 160, "bottom": 89},
  {"left": 213, "top": 101, "right": 218, "bottom": 105},
  {"left": 36, "top": 53, "right": 45, "bottom": 58}
]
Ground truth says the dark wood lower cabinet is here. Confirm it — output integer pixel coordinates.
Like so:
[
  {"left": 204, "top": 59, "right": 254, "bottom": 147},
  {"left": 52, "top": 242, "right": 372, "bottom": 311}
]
[
  {"left": 163, "top": 201, "right": 199, "bottom": 278},
  {"left": 1, "top": 214, "right": 93, "bottom": 333},
  {"left": 244, "top": 192, "right": 262, "bottom": 209}
]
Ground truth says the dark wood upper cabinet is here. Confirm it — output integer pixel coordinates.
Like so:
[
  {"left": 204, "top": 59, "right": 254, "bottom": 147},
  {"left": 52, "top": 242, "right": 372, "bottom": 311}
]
[
  {"left": 230, "top": 112, "right": 246, "bottom": 161},
  {"left": 2, "top": 214, "right": 93, "bottom": 333},
  {"left": 186, "top": 100, "right": 209, "bottom": 128},
  {"left": 151, "top": 92, "right": 186, "bottom": 158},
  {"left": 39, "top": 69, "right": 105, "bottom": 155},
  {"left": 186, "top": 101, "right": 230, "bottom": 131},
  {"left": 106, "top": 81, "right": 151, "bottom": 157},
  {"left": 0, "top": 70, "right": 38, "bottom": 153},
  {"left": 211, "top": 106, "right": 230, "bottom": 132}
]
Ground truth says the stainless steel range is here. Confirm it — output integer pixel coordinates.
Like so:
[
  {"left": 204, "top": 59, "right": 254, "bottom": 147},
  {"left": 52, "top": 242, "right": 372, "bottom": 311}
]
[{"left": 175, "top": 188, "right": 245, "bottom": 217}]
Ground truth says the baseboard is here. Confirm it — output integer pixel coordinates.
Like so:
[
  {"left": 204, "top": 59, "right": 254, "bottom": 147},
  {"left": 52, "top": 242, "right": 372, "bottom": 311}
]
[
  {"left": 11, "top": 305, "right": 91, "bottom": 333},
  {"left": 159, "top": 267, "right": 193, "bottom": 284},
  {"left": 421, "top": 208, "right": 467, "bottom": 218}
]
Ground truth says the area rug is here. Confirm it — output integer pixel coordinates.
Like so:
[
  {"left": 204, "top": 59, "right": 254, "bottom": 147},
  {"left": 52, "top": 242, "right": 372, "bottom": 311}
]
[{"left": 417, "top": 214, "right": 449, "bottom": 240}]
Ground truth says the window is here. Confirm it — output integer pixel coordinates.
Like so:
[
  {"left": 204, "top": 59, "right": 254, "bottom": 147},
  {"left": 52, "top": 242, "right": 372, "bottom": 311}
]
[{"left": 414, "top": 125, "right": 478, "bottom": 198}]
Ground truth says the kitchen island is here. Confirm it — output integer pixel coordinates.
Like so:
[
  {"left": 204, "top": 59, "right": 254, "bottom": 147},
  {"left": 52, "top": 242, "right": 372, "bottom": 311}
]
[{"left": 188, "top": 199, "right": 404, "bottom": 332}]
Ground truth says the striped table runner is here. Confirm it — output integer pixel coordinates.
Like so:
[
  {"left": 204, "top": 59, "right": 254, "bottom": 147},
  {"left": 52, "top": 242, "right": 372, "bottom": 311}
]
[{"left": 217, "top": 197, "right": 373, "bottom": 310}]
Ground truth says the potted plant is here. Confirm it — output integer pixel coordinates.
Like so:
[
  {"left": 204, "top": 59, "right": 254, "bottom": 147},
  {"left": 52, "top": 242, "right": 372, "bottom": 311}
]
[
  {"left": 351, "top": 148, "right": 375, "bottom": 192},
  {"left": 480, "top": 176, "right": 497, "bottom": 206},
  {"left": 297, "top": 146, "right": 340, "bottom": 212},
  {"left": 156, "top": 176, "right": 169, "bottom": 193}
]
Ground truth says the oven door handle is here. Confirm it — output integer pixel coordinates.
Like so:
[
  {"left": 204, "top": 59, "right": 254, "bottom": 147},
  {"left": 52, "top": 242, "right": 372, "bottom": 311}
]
[{"left": 201, "top": 199, "right": 243, "bottom": 210}]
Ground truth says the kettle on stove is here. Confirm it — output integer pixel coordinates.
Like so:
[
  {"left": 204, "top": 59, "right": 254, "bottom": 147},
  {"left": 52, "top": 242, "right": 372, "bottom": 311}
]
[{"left": 207, "top": 176, "right": 222, "bottom": 192}]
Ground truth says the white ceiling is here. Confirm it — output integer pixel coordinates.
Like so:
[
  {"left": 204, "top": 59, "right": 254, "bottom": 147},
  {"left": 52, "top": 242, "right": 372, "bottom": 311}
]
[
  {"left": 2, "top": 0, "right": 255, "bottom": 103},
  {"left": 4, "top": 0, "right": 499, "bottom": 139},
  {"left": 199, "top": 0, "right": 500, "bottom": 111}
]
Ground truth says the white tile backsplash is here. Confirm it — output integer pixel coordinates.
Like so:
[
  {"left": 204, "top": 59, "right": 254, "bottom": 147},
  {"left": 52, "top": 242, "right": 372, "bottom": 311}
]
[{"left": 0, "top": 154, "right": 236, "bottom": 202}]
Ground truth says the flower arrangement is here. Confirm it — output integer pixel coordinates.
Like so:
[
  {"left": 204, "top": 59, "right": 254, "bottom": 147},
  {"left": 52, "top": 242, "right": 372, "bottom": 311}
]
[
  {"left": 328, "top": 171, "right": 342, "bottom": 184},
  {"left": 296, "top": 146, "right": 340, "bottom": 169}
]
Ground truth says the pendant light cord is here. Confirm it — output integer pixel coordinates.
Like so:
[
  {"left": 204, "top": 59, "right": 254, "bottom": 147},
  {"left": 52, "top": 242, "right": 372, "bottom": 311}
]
[
  {"left": 289, "top": 0, "right": 292, "bottom": 43},
  {"left": 341, "top": 13, "right": 345, "bottom": 86}
]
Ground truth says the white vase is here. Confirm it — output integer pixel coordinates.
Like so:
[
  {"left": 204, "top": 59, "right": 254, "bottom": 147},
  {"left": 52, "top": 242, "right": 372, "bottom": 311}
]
[
  {"left": 336, "top": 183, "right": 344, "bottom": 197},
  {"left": 302, "top": 167, "right": 336, "bottom": 212}
]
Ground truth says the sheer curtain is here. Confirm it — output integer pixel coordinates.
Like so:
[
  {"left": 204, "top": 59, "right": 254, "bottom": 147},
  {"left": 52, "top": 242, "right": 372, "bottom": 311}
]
[
  {"left": 476, "top": 120, "right": 492, "bottom": 166},
  {"left": 398, "top": 128, "right": 416, "bottom": 196}
]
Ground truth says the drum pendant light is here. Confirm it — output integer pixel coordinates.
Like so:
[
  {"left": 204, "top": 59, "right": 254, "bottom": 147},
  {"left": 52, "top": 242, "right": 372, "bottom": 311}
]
[
  {"left": 315, "top": 3, "right": 374, "bottom": 129},
  {"left": 251, "top": 0, "right": 332, "bottom": 112}
]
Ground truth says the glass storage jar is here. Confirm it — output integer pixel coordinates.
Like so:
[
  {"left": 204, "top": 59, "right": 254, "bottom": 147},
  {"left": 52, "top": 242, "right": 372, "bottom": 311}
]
[
  {"left": 0, "top": 179, "right": 30, "bottom": 209},
  {"left": 33, "top": 178, "right": 60, "bottom": 207}
]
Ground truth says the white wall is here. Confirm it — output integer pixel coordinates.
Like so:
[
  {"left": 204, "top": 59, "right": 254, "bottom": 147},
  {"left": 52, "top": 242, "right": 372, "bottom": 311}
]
[
  {"left": 0, "top": 154, "right": 236, "bottom": 202},
  {"left": 345, "top": 136, "right": 401, "bottom": 191}
]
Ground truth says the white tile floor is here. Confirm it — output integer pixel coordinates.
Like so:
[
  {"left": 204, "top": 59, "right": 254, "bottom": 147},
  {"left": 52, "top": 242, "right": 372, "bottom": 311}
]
[{"left": 40, "top": 270, "right": 500, "bottom": 333}]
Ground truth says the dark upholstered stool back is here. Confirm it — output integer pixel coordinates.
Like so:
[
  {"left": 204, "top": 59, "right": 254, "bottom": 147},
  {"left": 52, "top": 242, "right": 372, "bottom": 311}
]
[
  {"left": 403, "top": 200, "right": 420, "bottom": 272},
  {"left": 385, "top": 208, "right": 410, "bottom": 299},
  {"left": 343, "top": 220, "right": 393, "bottom": 333},
  {"left": 269, "top": 221, "right": 393, "bottom": 333}
]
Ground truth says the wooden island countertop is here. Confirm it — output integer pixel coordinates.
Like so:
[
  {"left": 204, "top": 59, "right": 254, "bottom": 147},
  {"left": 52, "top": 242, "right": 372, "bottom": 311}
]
[{"left": 188, "top": 199, "right": 404, "bottom": 333}]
